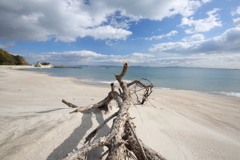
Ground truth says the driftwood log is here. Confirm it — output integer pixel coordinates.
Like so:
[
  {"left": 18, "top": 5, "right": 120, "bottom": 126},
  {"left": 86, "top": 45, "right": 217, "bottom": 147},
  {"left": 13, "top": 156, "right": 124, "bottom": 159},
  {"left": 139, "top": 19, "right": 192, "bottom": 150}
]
[{"left": 62, "top": 62, "right": 166, "bottom": 160}]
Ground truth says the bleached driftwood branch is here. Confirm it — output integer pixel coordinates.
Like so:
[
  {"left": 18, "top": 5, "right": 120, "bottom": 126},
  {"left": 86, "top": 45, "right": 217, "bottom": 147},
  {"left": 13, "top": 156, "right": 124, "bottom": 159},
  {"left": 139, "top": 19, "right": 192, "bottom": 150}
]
[{"left": 62, "top": 62, "right": 166, "bottom": 160}]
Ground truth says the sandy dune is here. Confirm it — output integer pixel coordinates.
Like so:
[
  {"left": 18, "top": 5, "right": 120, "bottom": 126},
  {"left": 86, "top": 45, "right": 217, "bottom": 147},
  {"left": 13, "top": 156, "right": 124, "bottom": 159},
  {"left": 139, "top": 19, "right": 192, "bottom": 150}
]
[{"left": 0, "top": 66, "right": 240, "bottom": 160}]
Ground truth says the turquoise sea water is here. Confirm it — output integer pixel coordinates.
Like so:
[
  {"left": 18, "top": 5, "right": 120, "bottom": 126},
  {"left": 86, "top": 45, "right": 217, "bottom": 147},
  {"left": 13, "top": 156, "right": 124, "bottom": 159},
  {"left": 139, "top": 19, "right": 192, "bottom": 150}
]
[{"left": 25, "top": 67, "right": 240, "bottom": 98}]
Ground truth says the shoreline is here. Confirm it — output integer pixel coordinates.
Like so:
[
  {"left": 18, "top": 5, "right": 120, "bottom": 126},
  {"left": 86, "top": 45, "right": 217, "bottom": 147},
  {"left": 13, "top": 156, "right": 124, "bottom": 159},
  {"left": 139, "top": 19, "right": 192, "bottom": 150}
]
[
  {"left": 2, "top": 65, "right": 240, "bottom": 101},
  {"left": 15, "top": 65, "right": 240, "bottom": 99},
  {"left": 1, "top": 66, "right": 240, "bottom": 160},
  {"left": 0, "top": 65, "right": 35, "bottom": 69},
  {"left": 11, "top": 65, "right": 240, "bottom": 99},
  {"left": 23, "top": 67, "right": 240, "bottom": 99}
]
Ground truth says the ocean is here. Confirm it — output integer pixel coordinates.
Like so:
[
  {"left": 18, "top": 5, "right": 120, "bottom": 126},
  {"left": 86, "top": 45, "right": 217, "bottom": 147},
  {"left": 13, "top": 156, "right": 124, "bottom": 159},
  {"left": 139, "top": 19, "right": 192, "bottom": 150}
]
[{"left": 25, "top": 66, "right": 240, "bottom": 98}]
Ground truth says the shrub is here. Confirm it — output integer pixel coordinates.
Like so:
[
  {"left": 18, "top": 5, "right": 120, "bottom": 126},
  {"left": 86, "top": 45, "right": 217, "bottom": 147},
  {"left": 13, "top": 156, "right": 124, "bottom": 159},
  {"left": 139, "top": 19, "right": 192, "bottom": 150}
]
[{"left": 41, "top": 62, "right": 50, "bottom": 65}]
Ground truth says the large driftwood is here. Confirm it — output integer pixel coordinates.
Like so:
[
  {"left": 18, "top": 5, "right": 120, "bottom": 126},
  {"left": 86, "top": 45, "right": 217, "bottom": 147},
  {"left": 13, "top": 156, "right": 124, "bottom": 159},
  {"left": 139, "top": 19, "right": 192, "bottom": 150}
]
[{"left": 62, "top": 62, "right": 166, "bottom": 160}]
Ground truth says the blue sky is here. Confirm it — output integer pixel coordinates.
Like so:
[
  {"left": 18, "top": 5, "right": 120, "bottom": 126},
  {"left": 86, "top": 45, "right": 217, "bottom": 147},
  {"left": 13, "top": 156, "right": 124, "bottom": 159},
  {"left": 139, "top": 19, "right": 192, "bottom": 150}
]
[{"left": 0, "top": 0, "right": 240, "bottom": 68}]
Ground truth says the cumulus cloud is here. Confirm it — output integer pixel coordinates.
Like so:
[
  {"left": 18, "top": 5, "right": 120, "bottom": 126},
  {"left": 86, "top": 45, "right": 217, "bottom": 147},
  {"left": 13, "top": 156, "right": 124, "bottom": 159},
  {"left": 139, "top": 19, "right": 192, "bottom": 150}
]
[
  {"left": 0, "top": 41, "right": 16, "bottom": 48},
  {"left": 182, "top": 34, "right": 205, "bottom": 41},
  {"left": 104, "top": 0, "right": 202, "bottom": 20},
  {"left": 0, "top": 0, "right": 207, "bottom": 42},
  {"left": 145, "top": 30, "right": 178, "bottom": 40},
  {"left": 202, "top": 0, "right": 211, "bottom": 3},
  {"left": 55, "top": 25, "right": 132, "bottom": 42},
  {"left": 0, "top": 0, "right": 131, "bottom": 42},
  {"left": 233, "top": 18, "right": 240, "bottom": 26},
  {"left": 23, "top": 50, "right": 154, "bottom": 66},
  {"left": 150, "top": 54, "right": 240, "bottom": 68},
  {"left": 22, "top": 49, "right": 240, "bottom": 68},
  {"left": 179, "top": 8, "right": 222, "bottom": 34},
  {"left": 105, "top": 40, "right": 119, "bottom": 46},
  {"left": 150, "top": 27, "right": 240, "bottom": 55},
  {"left": 231, "top": 6, "right": 240, "bottom": 16}
]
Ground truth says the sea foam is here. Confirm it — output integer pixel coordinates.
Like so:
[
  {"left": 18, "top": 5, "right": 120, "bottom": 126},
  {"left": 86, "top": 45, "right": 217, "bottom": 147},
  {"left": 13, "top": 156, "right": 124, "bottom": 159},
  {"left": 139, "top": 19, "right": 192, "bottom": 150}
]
[{"left": 213, "top": 91, "right": 240, "bottom": 98}]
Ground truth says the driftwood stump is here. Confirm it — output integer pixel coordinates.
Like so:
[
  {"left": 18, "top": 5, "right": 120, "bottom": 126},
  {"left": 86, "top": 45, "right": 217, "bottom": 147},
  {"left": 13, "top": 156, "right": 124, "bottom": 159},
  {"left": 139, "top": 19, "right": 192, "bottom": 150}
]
[{"left": 62, "top": 62, "right": 166, "bottom": 160}]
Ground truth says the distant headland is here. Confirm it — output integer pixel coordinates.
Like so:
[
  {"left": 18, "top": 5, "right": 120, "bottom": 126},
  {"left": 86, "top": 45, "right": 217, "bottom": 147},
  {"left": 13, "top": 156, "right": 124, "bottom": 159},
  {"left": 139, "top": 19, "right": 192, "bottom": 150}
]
[
  {"left": 0, "top": 48, "right": 82, "bottom": 69},
  {"left": 53, "top": 65, "right": 82, "bottom": 68},
  {"left": 0, "top": 48, "right": 29, "bottom": 65},
  {"left": 34, "top": 62, "right": 82, "bottom": 68}
]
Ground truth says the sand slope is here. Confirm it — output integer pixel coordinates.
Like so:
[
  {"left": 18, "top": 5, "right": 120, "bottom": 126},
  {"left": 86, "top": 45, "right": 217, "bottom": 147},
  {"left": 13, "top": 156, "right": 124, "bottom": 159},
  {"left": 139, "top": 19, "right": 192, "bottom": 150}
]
[{"left": 0, "top": 67, "right": 240, "bottom": 160}]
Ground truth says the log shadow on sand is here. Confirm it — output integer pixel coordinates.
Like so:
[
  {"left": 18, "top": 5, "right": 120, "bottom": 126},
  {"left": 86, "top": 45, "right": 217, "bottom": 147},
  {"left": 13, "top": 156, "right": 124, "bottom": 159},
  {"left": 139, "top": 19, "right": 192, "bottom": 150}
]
[{"left": 46, "top": 108, "right": 110, "bottom": 160}]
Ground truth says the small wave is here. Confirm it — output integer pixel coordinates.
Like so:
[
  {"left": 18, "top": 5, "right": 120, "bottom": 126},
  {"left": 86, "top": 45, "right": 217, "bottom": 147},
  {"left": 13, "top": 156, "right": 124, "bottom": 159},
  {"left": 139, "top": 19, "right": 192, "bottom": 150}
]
[
  {"left": 155, "top": 87, "right": 173, "bottom": 90},
  {"left": 77, "top": 79, "right": 133, "bottom": 86},
  {"left": 213, "top": 91, "right": 240, "bottom": 98},
  {"left": 100, "top": 80, "right": 132, "bottom": 84}
]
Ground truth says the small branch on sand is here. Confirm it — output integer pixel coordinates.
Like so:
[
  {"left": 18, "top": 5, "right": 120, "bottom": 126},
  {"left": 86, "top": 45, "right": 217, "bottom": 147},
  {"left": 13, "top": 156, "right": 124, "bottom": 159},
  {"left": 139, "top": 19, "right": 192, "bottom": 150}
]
[{"left": 61, "top": 62, "right": 166, "bottom": 160}]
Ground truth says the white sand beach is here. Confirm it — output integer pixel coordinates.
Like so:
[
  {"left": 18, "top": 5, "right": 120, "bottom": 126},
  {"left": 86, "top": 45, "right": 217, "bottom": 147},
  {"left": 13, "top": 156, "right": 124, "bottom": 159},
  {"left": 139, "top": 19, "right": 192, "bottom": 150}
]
[{"left": 0, "top": 66, "right": 240, "bottom": 160}]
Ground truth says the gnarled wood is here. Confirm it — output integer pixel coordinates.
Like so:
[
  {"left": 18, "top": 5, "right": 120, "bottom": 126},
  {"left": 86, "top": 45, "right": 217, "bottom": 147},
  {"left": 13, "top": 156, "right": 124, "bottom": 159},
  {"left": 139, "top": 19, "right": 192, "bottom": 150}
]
[
  {"left": 61, "top": 62, "right": 166, "bottom": 160},
  {"left": 128, "top": 78, "right": 154, "bottom": 105},
  {"left": 62, "top": 92, "right": 113, "bottom": 114}
]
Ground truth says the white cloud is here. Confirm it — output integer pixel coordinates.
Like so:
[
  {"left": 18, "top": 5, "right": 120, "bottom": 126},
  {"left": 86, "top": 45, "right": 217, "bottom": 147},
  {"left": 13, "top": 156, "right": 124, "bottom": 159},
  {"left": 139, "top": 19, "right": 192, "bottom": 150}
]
[
  {"left": 233, "top": 18, "right": 240, "bottom": 26},
  {"left": 105, "top": 40, "right": 119, "bottom": 46},
  {"left": 150, "top": 54, "right": 240, "bottom": 68},
  {"left": 130, "top": 53, "right": 154, "bottom": 58},
  {"left": 55, "top": 25, "right": 132, "bottom": 42},
  {"left": 145, "top": 30, "right": 178, "bottom": 40},
  {"left": 0, "top": 0, "right": 206, "bottom": 42},
  {"left": 23, "top": 50, "right": 155, "bottom": 66},
  {"left": 0, "top": 0, "right": 130, "bottom": 42},
  {"left": 231, "top": 6, "right": 240, "bottom": 16},
  {"left": 150, "top": 27, "right": 240, "bottom": 55},
  {"left": 23, "top": 51, "right": 240, "bottom": 69},
  {"left": 108, "top": 14, "right": 135, "bottom": 29},
  {"left": 104, "top": 0, "right": 202, "bottom": 20},
  {"left": 179, "top": 8, "right": 222, "bottom": 34},
  {"left": 0, "top": 41, "right": 16, "bottom": 48},
  {"left": 201, "top": 0, "right": 211, "bottom": 3},
  {"left": 182, "top": 34, "right": 205, "bottom": 42}
]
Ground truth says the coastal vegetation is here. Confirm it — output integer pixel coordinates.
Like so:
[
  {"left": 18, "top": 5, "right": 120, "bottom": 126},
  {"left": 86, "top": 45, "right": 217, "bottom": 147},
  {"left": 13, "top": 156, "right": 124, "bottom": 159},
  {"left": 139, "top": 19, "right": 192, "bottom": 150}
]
[
  {"left": 0, "top": 49, "right": 29, "bottom": 65},
  {"left": 40, "top": 62, "right": 50, "bottom": 65}
]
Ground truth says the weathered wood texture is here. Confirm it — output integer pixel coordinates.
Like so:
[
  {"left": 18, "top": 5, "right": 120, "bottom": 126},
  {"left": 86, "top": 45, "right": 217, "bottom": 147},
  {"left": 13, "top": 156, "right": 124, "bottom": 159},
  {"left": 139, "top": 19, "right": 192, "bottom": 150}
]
[{"left": 62, "top": 62, "right": 166, "bottom": 160}]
